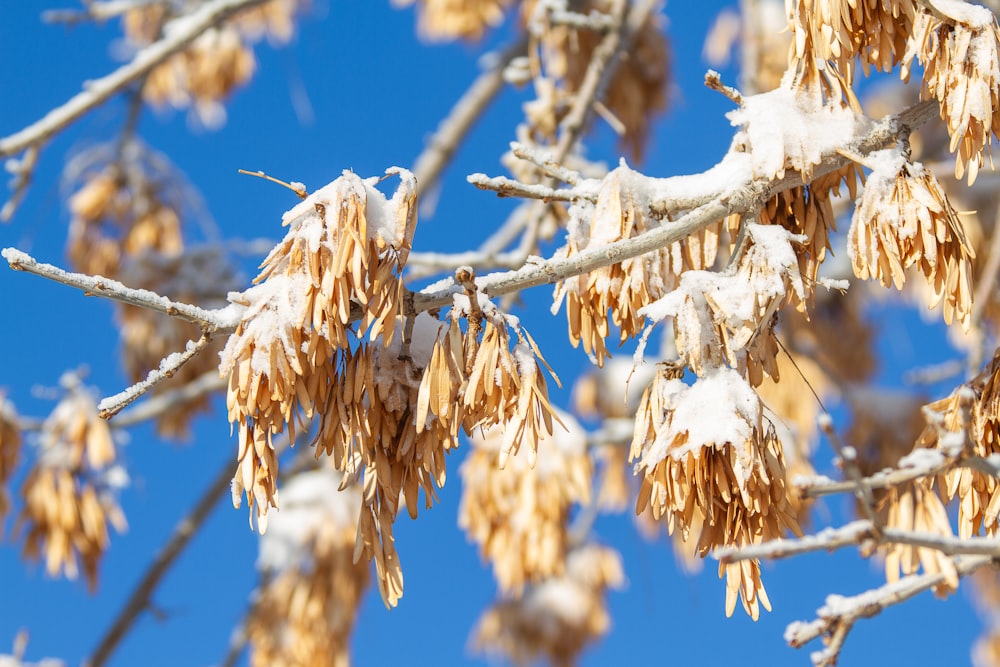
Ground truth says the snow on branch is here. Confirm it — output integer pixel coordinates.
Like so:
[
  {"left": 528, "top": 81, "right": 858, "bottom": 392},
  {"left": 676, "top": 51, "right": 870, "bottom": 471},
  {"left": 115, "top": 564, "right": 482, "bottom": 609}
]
[
  {"left": 785, "top": 555, "right": 992, "bottom": 666},
  {"left": 1, "top": 248, "right": 242, "bottom": 331},
  {"left": 0, "top": 0, "right": 268, "bottom": 159},
  {"left": 97, "top": 331, "right": 213, "bottom": 419},
  {"left": 413, "top": 99, "right": 939, "bottom": 313}
]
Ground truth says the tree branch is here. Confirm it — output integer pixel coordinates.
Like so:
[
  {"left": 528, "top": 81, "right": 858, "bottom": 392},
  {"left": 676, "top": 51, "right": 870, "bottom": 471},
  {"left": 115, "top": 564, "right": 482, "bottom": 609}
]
[
  {"left": 411, "top": 36, "right": 528, "bottom": 199},
  {"left": 1, "top": 248, "right": 241, "bottom": 331},
  {"left": 0, "top": 0, "right": 268, "bottom": 159},
  {"left": 785, "top": 555, "right": 992, "bottom": 666}
]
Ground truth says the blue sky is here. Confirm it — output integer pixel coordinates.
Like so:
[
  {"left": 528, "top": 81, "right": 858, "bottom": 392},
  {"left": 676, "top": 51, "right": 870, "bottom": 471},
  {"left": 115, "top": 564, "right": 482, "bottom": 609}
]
[{"left": 0, "top": 2, "right": 986, "bottom": 666}]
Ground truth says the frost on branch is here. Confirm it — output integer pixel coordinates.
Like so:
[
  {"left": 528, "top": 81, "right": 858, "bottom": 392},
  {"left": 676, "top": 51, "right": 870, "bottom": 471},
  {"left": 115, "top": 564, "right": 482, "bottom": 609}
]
[
  {"left": 847, "top": 149, "right": 975, "bottom": 329},
  {"left": 220, "top": 169, "right": 417, "bottom": 534}
]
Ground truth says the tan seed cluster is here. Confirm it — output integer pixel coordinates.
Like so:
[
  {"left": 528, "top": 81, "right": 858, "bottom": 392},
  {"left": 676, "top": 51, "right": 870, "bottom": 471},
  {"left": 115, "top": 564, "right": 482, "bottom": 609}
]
[
  {"left": 554, "top": 167, "right": 720, "bottom": 367},
  {"left": 787, "top": 0, "right": 915, "bottom": 86},
  {"left": 17, "top": 386, "right": 125, "bottom": 589},
  {"left": 393, "top": 0, "right": 512, "bottom": 41},
  {"left": 125, "top": 1, "right": 301, "bottom": 127},
  {"left": 758, "top": 163, "right": 861, "bottom": 284},
  {"left": 0, "top": 397, "right": 21, "bottom": 526},
  {"left": 67, "top": 164, "right": 184, "bottom": 278},
  {"left": 881, "top": 477, "right": 959, "bottom": 595},
  {"left": 248, "top": 474, "right": 368, "bottom": 667},
  {"left": 418, "top": 308, "right": 559, "bottom": 467},
  {"left": 220, "top": 170, "right": 417, "bottom": 534},
  {"left": 902, "top": 8, "right": 1000, "bottom": 185},
  {"left": 458, "top": 411, "right": 591, "bottom": 593},
  {"left": 471, "top": 544, "right": 624, "bottom": 667},
  {"left": 848, "top": 157, "right": 975, "bottom": 329},
  {"left": 521, "top": 0, "right": 670, "bottom": 161},
  {"left": 631, "top": 365, "right": 801, "bottom": 619},
  {"left": 313, "top": 334, "right": 456, "bottom": 608}
]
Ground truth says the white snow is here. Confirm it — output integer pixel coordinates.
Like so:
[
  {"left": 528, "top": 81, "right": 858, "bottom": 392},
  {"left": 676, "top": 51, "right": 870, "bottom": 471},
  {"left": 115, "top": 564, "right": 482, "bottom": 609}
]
[
  {"left": 257, "top": 468, "right": 362, "bottom": 572},
  {"left": 637, "top": 367, "right": 763, "bottom": 485},
  {"left": 726, "top": 85, "right": 863, "bottom": 180}
]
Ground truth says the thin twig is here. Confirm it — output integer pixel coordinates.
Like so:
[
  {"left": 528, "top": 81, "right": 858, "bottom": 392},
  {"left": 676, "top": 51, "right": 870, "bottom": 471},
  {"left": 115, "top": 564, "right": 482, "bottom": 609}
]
[
  {"left": 716, "top": 520, "right": 875, "bottom": 563},
  {"left": 467, "top": 173, "right": 595, "bottom": 202},
  {"left": 113, "top": 370, "right": 225, "bottom": 428},
  {"left": 98, "top": 330, "right": 213, "bottom": 419},
  {"left": 0, "top": 0, "right": 268, "bottom": 159},
  {"left": 0, "top": 146, "right": 40, "bottom": 222},
  {"left": 82, "top": 434, "right": 288, "bottom": 667},
  {"left": 43, "top": 0, "right": 168, "bottom": 24},
  {"left": 785, "top": 555, "right": 992, "bottom": 666},
  {"left": 1, "top": 248, "right": 241, "bottom": 331}
]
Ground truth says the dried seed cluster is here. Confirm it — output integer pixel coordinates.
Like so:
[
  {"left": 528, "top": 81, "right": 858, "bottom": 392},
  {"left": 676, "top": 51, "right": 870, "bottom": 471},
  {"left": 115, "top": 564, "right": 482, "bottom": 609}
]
[
  {"left": 124, "top": 1, "right": 302, "bottom": 127},
  {"left": 848, "top": 153, "right": 975, "bottom": 329},
  {"left": 554, "top": 167, "right": 720, "bottom": 367},
  {"left": 17, "top": 383, "right": 126, "bottom": 589},
  {"left": 393, "top": 0, "right": 512, "bottom": 41},
  {"left": 458, "top": 411, "right": 591, "bottom": 593},
  {"left": 903, "top": 8, "right": 1000, "bottom": 184},
  {"left": 249, "top": 470, "right": 368, "bottom": 667},
  {"left": 0, "top": 397, "right": 21, "bottom": 525},
  {"left": 788, "top": 0, "right": 915, "bottom": 84},
  {"left": 66, "top": 152, "right": 184, "bottom": 279},
  {"left": 220, "top": 169, "right": 417, "bottom": 534},
  {"left": 418, "top": 303, "right": 559, "bottom": 467},
  {"left": 631, "top": 365, "right": 801, "bottom": 619},
  {"left": 521, "top": 0, "right": 670, "bottom": 161},
  {"left": 471, "top": 543, "right": 624, "bottom": 667}
]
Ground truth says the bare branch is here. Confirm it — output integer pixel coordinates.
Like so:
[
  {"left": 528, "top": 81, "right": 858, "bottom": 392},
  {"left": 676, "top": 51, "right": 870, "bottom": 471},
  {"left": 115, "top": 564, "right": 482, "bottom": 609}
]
[
  {"left": 716, "top": 520, "right": 876, "bottom": 563},
  {"left": 411, "top": 36, "right": 528, "bottom": 199},
  {"left": 0, "top": 0, "right": 268, "bottom": 159}
]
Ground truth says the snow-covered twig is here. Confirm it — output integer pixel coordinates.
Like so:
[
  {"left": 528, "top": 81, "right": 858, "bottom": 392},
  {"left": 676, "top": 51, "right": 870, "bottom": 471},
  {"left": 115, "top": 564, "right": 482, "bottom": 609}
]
[
  {"left": 113, "top": 370, "right": 225, "bottom": 428},
  {"left": 411, "top": 36, "right": 528, "bottom": 199},
  {"left": 0, "top": 0, "right": 268, "bottom": 159},
  {"left": 716, "top": 520, "right": 876, "bottom": 563},
  {"left": 786, "top": 555, "right": 992, "bottom": 666},
  {"left": 510, "top": 142, "right": 582, "bottom": 185},
  {"left": 413, "top": 99, "right": 939, "bottom": 312},
  {"left": 467, "top": 173, "right": 595, "bottom": 202},
  {"left": 1, "top": 248, "right": 242, "bottom": 331},
  {"left": 720, "top": 520, "right": 1000, "bottom": 564},
  {"left": 798, "top": 451, "right": 958, "bottom": 498},
  {"left": 97, "top": 331, "right": 213, "bottom": 420},
  {"left": 43, "top": 0, "right": 167, "bottom": 24}
]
